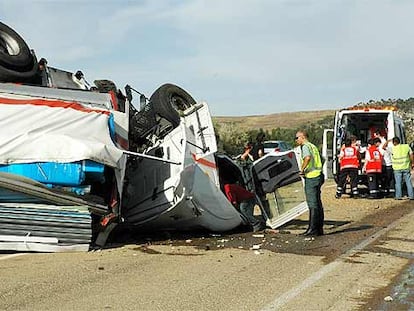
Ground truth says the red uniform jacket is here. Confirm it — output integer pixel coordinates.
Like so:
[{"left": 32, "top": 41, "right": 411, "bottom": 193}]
[
  {"left": 366, "top": 145, "right": 382, "bottom": 173},
  {"left": 340, "top": 146, "right": 359, "bottom": 170}
]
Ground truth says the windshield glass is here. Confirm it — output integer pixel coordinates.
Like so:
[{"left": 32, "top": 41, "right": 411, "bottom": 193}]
[{"left": 264, "top": 142, "right": 279, "bottom": 148}]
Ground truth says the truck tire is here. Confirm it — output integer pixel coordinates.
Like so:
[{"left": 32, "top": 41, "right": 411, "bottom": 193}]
[
  {"left": 0, "top": 22, "right": 38, "bottom": 82},
  {"left": 149, "top": 83, "right": 196, "bottom": 127}
]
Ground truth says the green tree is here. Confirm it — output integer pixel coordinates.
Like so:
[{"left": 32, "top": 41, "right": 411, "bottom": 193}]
[{"left": 214, "top": 121, "right": 250, "bottom": 156}]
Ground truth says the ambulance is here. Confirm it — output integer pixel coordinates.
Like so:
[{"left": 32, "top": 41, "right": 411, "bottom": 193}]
[{"left": 322, "top": 105, "right": 407, "bottom": 186}]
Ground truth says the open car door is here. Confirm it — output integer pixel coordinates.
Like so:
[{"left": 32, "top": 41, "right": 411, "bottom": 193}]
[{"left": 251, "top": 151, "right": 308, "bottom": 229}]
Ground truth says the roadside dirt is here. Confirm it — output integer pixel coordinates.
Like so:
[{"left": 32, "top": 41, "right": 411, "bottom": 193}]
[
  {"left": 2, "top": 180, "right": 413, "bottom": 311},
  {"left": 101, "top": 180, "right": 414, "bottom": 310}
]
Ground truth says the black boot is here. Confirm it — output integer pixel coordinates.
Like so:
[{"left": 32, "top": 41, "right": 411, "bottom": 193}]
[
  {"left": 304, "top": 209, "right": 322, "bottom": 236},
  {"left": 300, "top": 209, "right": 313, "bottom": 235},
  {"left": 317, "top": 208, "right": 324, "bottom": 236}
]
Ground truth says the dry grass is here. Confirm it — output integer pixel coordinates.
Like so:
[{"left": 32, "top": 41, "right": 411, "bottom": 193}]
[{"left": 213, "top": 110, "right": 335, "bottom": 131}]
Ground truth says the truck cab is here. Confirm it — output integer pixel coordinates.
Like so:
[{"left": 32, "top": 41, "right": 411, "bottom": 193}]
[{"left": 322, "top": 106, "right": 406, "bottom": 188}]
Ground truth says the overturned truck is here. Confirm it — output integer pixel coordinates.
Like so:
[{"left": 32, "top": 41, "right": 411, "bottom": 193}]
[
  {"left": 0, "top": 22, "right": 307, "bottom": 252},
  {"left": 0, "top": 22, "right": 131, "bottom": 251}
]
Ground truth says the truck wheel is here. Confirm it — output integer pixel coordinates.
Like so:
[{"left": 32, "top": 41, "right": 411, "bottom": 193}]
[
  {"left": 149, "top": 83, "right": 196, "bottom": 127},
  {"left": 0, "top": 22, "right": 38, "bottom": 82}
]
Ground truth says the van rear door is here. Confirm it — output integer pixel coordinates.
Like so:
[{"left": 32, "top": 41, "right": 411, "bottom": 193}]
[
  {"left": 387, "top": 111, "right": 396, "bottom": 139},
  {"left": 322, "top": 129, "right": 334, "bottom": 179}
]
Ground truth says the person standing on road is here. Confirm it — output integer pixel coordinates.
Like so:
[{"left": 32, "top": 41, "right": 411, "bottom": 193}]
[
  {"left": 251, "top": 133, "right": 265, "bottom": 160},
  {"left": 381, "top": 138, "right": 395, "bottom": 198},
  {"left": 363, "top": 138, "right": 383, "bottom": 199},
  {"left": 390, "top": 137, "right": 414, "bottom": 200},
  {"left": 336, "top": 138, "right": 360, "bottom": 198},
  {"left": 374, "top": 129, "right": 393, "bottom": 196},
  {"left": 223, "top": 183, "right": 266, "bottom": 232},
  {"left": 295, "top": 130, "right": 324, "bottom": 236}
]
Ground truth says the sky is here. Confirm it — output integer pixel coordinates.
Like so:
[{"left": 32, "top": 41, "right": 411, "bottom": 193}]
[{"left": 2, "top": 0, "right": 414, "bottom": 116}]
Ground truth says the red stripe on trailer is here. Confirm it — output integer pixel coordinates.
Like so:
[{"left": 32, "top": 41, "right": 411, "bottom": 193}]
[
  {"left": 0, "top": 96, "right": 110, "bottom": 115},
  {"left": 115, "top": 133, "right": 129, "bottom": 150},
  {"left": 109, "top": 90, "right": 118, "bottom": 111},
  {"left": 191, "top": 153, "right": 216, "bottom": 169}
]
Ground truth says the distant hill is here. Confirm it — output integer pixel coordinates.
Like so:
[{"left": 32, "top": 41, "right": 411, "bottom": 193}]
[{"left": 213, "top": 110, "right": 336, "bottom": 131}]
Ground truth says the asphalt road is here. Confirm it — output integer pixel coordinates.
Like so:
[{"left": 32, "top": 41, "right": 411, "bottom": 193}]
[{"left": 0, "top": 181, "right": 413, "bottom": 311}]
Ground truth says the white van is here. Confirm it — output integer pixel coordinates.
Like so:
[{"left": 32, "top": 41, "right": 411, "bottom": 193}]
[{"left": 322, "top": 106, "right": 406, "bottom": 185}]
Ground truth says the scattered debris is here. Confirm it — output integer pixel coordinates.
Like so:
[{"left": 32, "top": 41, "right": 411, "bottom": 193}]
[
  {"left": 264, "top": 229, "right": 279, "bottom": 234},
  {"left": 252, "top": 234, "right": 265, "bottom": 238},
  {"left": 217, "top": 239, "right": 229, "bottom": 243}
]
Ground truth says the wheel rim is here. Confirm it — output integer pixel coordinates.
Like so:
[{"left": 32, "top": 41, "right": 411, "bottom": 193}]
[
  {"left": 171, "top": 95, "right": 190, "bottom": 112},
  {"left": 0, "top": 30, "right": 21, "bottom": 56}
]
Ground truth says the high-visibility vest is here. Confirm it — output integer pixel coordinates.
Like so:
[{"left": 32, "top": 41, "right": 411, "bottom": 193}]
[
  {"left": 392, "top": 144, "right": 412, "bottom": 170},
  {"left": 366, "top": 145, "right": 382, "bottom": 173},
  {"left": 303, "top": 142, "right": 322, "bottom": 178},
  {"left": 340, "top": 146, "right": 359, "bottom": 170}
]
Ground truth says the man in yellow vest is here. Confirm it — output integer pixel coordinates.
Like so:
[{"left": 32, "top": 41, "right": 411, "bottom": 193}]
[
  {"left": 391, "top": 137, "right": 414, "bottom": 200},
  {"left": 295, "top": 130, "right": 324, "bottom": 236}
]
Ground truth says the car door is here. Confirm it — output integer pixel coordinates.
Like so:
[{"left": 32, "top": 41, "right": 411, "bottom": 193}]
[
  {"left": 322, "top": 129, "right": 334, "bottom": 179},
  {"left": 250, "top": 151, "right": 308, "bottom": 229}
]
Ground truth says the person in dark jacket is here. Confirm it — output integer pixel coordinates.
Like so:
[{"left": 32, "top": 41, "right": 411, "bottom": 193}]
[{"left": 251, "top": 133, "right": 265, "bottom": 160}]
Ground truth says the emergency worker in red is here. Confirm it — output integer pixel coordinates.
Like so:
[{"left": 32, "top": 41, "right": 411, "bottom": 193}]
[
  {"left": 363, "top": 138, "right": 383, "bottom": 198},
  {"left": 336, "top": 138, "right": 360, "bottom": 198},
  {"left": 223, "top": 183, "right": 265, "bottom": 232}
]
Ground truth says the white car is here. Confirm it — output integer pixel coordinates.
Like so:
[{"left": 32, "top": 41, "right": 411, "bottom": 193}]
[{"left": 263, "top": 140, "right": 293, "bottom": 154}]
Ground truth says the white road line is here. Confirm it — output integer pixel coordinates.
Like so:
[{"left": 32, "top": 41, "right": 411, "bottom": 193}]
[
  {"left": 0, "top": 253, "right": 26, "bottom": 261},
  {"left": 261, "top": 208, "right": 414, "bottom": 311}
]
